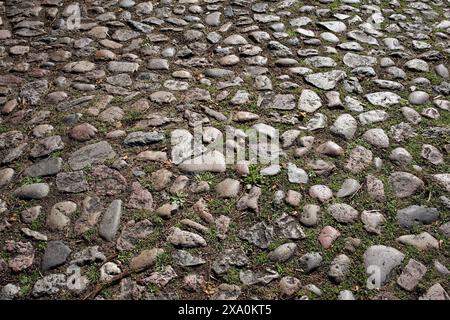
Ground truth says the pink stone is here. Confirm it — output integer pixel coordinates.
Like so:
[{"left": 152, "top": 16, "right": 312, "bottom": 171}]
[
  {"left": 1, "top": 99, "right": 18, "bottom": 114},
  {"left": 183, "top": 274, "right": 206, "bottom": 292},
  {"left": 69, "top": 123, "right": 98, "bottom": 141},
  {"left": 30, "top": 68, "right": 50, "bottom": 78},
  {"left": 215, "top": 215, "right": 231, "bottom": 240},
  {"left": 319, "top": 226, "right": 341, "bottom": 249},
  {"left": 192, "top": 198, "right": 214, "bottom": 224},
  {"left": 127, "top": 182, "right": 153, "bottom": 211},
  {"left": 4, "top": 241, "right": 35, "bottom": 272}
]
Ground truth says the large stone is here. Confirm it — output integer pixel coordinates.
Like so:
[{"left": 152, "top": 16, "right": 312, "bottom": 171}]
[
  {"left": 99, "top": 200, "right": 123, "bottom": 242},
  {"left": 397, "top": 259, "right": 427, "bottom": 291},
  {"left": 167, "top": 227, "right": 207, "bottom": 248},
  {"left": 330, "top": 114, "right": 357, "bottom": 140},
  {"left": 363, "top": 245, "right": 405, "bottom": 286},
  {"left": 397, "top": 205, "right": 439, "bottom": 229},
  {"left": 41, "top": 241, "right": 71, "bottom": 271},
  {"left": 397, "top": 232, "right": 439, "bottom": 251},
  {"left": 178, "top": 151, "right": 226, "bottom": 173},
  {"left": 130, "top": 248, "right": 164, "bottom": 272},
  {"left": 365, "top": 92, "right": 401, "bottom": 107},
  {"left": 328, "top": 203, "right": 359, "bottom": 223},
  {"left": 216, "top": 178, "right": 241, "bottom": 198},
  {"left": 56, "top": 171, "right": 89, "bottom": 193},
  {"left": 47, "top": 201, "right": 76, "bottom": 231},
  {"left": 389, "top": 172, "right": 425, "bottom": 198},
  {"left": 69, "top": 141, "right": 116, "bottom": 170},
  {"left": 13, "top": 183, "right": 49, "bottom": 199},
  {"left": 298, "top": 89, "right": 322, "bottom": 113},
  {"left": 239, "top": 222, "right": 274, "bottom": 249},
  {"left": 305, "top": 70, "right": 346, "bottom": 90},
  {"left": 24, "top": 157, "right": 63, "bottom": 177}
]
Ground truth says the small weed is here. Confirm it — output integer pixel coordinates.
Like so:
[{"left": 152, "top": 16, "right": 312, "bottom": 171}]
[
  {"left": 154, "top": 251, "right": 173, "bottom": 272},
  {"left": 0, "top": 123, "right": 11, "bottom": 134},
  {"left": 252, "top": 252, "right": 269, "bottom": 266},
  {"left": 111, "top": 96, "right": 125, "bottom": 104},
  {"left": 117, "top": 250, "right": 134, "bottom": 265},
  {"left": 51, "top": 150, "right": 63, "bottom": 158},
  {"left": 146, "top": 284, "right": 160, "bottom": 294},
  {"left": 194, "top": 172, "right": 216, "bottom": 185},
  {"left": 18, "top": 271, "right": 40, "bottom": 297},
  {"left": 124, "top": 111, "right": 144, "bottom": 122},
  {"left": 0, "top": 251, "right": 10, "bottom": 260},
  {"left": 101, "top": 288, "right": 113, "bottom": 299},
  {"left": 141, "top": 39, "right": 153, "bottom": 47},
  {"left": 148, "top": 214, "right": 164, "bottom": 226},
  {"left": 30, "top": 215, "right": 45, "bottom": 231},
  {"left": 169, "top": 192, "right": 187, "bottom": 207},
  {"left": 20, "top": 176, "right": 43, "bottom": 186},
  {"left": 85, "top": 265, "right": 100, "bottom": 284},
  {"left": 243, "top": 165, "right": 264, "bottom": 186},
  {"left": 223, "top": 268, "right": 241, "bottom": 285},
  {"left": 82, "top": 229, "right": 97, "bottom": 243},
  {"left": 36, "top": 241, "right": 47, "bottom": 253},
  {"left": 286, "top": 29, "right": 297, "bottom": 38},
  {"left": 130, "top": 210, "right": 149, "bottom": 222}
]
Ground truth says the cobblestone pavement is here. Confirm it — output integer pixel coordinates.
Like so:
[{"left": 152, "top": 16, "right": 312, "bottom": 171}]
[{"left": 0, "top": 0, "right": 449, "bottom": 300}]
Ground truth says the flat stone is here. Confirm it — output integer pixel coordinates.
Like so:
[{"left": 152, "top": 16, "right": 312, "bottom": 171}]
[
  {"left": 239, "top": 222, "right": 273, "bottom": 249},
  {"left": 365, "top": 92, "right": 401, "bottom": 107},
  {"left": 69, "top": 141, "right": 116, "bottom": 170},
  {"left": 420, "top": 283, "right": 450, "bottom": 300},
  {"left": 130, "top": 248, "right": 164, "bottom": 272},
  {"left": 99, "top": 200, "right": 123, "bottom": 242},
  {"left": 363, "top": 245, "right": 405, "bottom": 286},
  {"left": 298, "top": 89, "right": 322, "bottom": 113},
  {"left": 56, "top": 171, "right": 89, "bottom": 193},
  {"left": 216, "top": 178, "right": 241, "bottom": 198},
  {"left": 397, "top": 205, "right": 440, "bottom": 229},
  {"left": 319, "top": 226, "right": 340, "bottom": 249},
  {"left": 389, "top": 172, "right": 425, "bottom": 198},
  {"left": 41, "top": 241, "right": 71, "bottom": 271},
  {"left": 305, "top": 70, "right": 346, "bottom": 90},
  {"left": 167, "top": 227, "right": 207, "bottom": 248},
  {"left": 328, "top": 203, "right": 359, "bottom": 223},
  {"left": 124, "top": 131, "right": 164, "bottom": 146},
  {"left": 337, "top": 179, "right": 361, "bottom": 197},
  {"left": 47, "top": 201, "right": 76, "bottom": 231},
  {"left": 397, "top": 259, "right": 427, "bottom": 291},
  {"left": 397, "top": 232, "right": 439, "bottom": 251},
  {"left": 330, "top": 114, "right": 357, "bottom": 140},
  {"left": 13, "top": 183, "right": 49, "bottom": 199}
]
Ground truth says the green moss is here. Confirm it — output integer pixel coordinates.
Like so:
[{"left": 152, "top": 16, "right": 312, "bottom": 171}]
[
  {"left": 35, "top": 241, "right": 47, "bottom": 253},
  {"left": 81, "top": 229, "right": 97, "bottom": 243},
  {"left": 169, "top": 192, "right": 187, "bottom": 207},
  {"left": 252, "top": 252, "right": 270, "bottom": 266},
  {"left": 223, "top": 268, "right": 241, "bottom": 285},
  {"left": 0, "top": 123, "right": 11, "bottom": 134},
  {"left": 85, "top": 265, "right": 100, "bottom": 284},
  {"left": 243, "top": 165, "right": 265, "bottom": 186},
  {"left": 146, "top": 284, "right": 160, "bottom": 294},
  {"left": 194, "top": 172, "right": 217, "bottom": 185},
  {"left": 154, "top": 251, "right": 173, "bottom": 272},
  {"left": 117, "top": 250, "right": 134, "bottom": 265},
  {"left": 130, "top": 209, "right": 150, "bottom": 222},
  {"left": 20, "top": 176, "right": 43, "bottom": 186},
  {"left": 18, "top": 271, "right": 40, "bottom": 297},
  {"left": 101, "top": 288, "right": 113, "bottom": 299}
]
